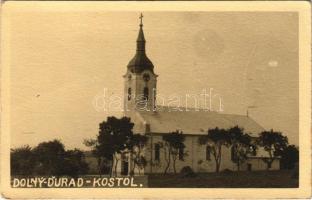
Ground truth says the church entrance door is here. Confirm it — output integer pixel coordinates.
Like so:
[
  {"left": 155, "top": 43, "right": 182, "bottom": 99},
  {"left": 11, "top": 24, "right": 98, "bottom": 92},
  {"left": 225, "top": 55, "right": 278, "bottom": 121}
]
[
  {"left": 247, "top": 163, "right": 252, "bottom": 171},
  {"left": 121, "top": 161, "right": 129, "bottom": 175}
]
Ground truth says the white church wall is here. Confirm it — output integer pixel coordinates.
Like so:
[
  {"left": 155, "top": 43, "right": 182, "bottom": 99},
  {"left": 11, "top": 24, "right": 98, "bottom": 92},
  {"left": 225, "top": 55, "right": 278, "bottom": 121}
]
[
  {"left": 84, "top": 133, "right": 280, "bottom": 175},
  {"left": 144, "top": 134, "right": 231, "bottom": 174},
  {"left": 143, "top": 134, "right": 280, "bottom": 174},
  {"left": 246, "top": 158, "right": 280, "bottom": 171}
]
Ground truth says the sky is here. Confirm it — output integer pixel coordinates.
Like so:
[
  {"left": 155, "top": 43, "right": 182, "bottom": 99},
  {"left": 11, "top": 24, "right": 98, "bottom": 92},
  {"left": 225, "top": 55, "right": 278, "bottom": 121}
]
[{"left": 4, "top": 7, "right": 298, "bottom": 150}]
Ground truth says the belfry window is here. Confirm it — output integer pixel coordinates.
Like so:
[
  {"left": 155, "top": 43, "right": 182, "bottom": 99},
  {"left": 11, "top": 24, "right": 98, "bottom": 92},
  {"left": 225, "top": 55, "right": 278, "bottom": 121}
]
[
  {"left": 153, "top": 88, "right": 156, "bottom": 109},
  {"left": 128, "top": 88, "right": 131, "bottom": 101},
  {"left": 143, "top": 87, "right": 149, "bottom": 101},
  {"left": 143, "top": 73, "right": 150, "bottom": 82}
]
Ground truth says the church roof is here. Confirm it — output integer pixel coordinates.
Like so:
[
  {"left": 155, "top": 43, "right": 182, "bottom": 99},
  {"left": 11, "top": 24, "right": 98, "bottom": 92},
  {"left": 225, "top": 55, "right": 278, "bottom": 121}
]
[
  {"left": 127, "top": 14, "right": 154, "bottom": 74},
  {"left": 135, "top": 107, "right": 265, "bottom": 137}
]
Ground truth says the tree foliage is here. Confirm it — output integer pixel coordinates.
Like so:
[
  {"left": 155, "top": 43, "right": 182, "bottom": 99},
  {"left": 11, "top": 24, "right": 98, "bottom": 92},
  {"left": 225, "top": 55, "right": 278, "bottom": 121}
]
[
  {"left": 258, "top": 129, "right": 288, "bottom": 169},
  {"left": 11, "top": 140, "right": 89, "bottom": 177},
  {"left": 280, "top": 145, "right": 299, "bottom": 169},
  {"left": 162, "top": 130, "right": 186, "bottom": 174},
  {"left": 228, "top": 126, "right": 254, "bottom": 171},
  {"left": 61, "top": 149, "right": 89, "bottom": 177},
  {"left": 130, "top": 134, "right": 148, "bottom": 175},
  {"left": 85, "top": 116, "right": 135, "bottom": 176},
  {"left": 32, "top": 140, "right": 66, "bottom": 175},
  {"left": 198, "top": 127, "right": 230, "bottom": 173},
  {"left": 11, "top": 145, "right": 35, "bottom": 175}
]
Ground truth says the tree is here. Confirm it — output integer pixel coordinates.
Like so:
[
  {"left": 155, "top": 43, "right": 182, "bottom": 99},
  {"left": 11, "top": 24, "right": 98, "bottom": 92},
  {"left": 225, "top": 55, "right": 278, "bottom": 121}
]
[
  {"left": 61, "top": 149, "right": 89, "bottom": 178},
  {"left": 129, "top": 134, "right": 148, "bottom": 175},
  {"left": 228, "top": 126, "right": 253, "bottom": 171},
  {"left": 280, "top": 145, "right": 299, "bottom": 169},
  {"left": 11, "top": 140, "right": 90, "bottom": 177},
  {"left": 198, "top": 127, "right": 230, "bottom": 173},
  {"left": 85, "top": 116, "right": 134, "bottom": 176},
  {"left": 99, "top": 116, "right": 134, "bottom": 176},
  {"left": 32, "top": 139, "right": 66, "bottom": 176},
  {"left": 258, "top": 129, "right": 288, "bottom": 170},
  {"left": 11, "top": 145, "right": 35, "bottom": 175},
  {"left": 83, "top": 138, "right": 109, "bottom": 176},
  {"left": 162, "top": 130, "right": 186, "bottom": 174}
]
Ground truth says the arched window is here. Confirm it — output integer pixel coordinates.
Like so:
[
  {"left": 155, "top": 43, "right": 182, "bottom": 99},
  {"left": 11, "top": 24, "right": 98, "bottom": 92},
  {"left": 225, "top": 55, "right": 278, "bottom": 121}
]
[
  {"left": 154, "top": 144, "right": 160, "bottom": 161},
  {"left": 206, "top": 146, "right": 211, "bottom": 160},
  {"left": 143, "top": 87, "right": 149, "bottom": 101},
  {"left": 231, "top": 146, "right": 237, "bottom": 161},
  {"left": 179, "top": 147, "right": 184, "bottom": 160},
  {"left": 128, "top": 88, "right": 131, "bottom": 101}
]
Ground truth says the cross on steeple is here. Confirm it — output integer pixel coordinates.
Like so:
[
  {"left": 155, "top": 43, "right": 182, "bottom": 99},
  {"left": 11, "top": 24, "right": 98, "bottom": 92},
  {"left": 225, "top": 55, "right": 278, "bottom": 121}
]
[{"left": 139, "top": 13, "right": 143, "bottom": 26}]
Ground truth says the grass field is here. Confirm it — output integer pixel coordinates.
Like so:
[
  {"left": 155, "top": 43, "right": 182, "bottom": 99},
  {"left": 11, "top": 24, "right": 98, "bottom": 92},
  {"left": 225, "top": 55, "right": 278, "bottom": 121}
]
[{"left": 147, "top": 170, "right": 298, "bottom": 188}]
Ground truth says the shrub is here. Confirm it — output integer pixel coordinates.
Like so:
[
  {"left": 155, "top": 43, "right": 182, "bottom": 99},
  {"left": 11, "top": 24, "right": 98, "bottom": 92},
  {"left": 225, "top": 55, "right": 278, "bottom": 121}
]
[
  {"left": 179, "top": 166, "right": 196, "bottom": 178},
  {"left": 222, "top": 168, "right": 233, "bottom": 174},
  {"left": 11, "top": 140, "right": 89, "bottom": 177},
  {"left": 291, "top": 162, "right": 299, "bottom": 179},
  {"left": 11, "top": 145, "right": 35, "bottom": 175}
]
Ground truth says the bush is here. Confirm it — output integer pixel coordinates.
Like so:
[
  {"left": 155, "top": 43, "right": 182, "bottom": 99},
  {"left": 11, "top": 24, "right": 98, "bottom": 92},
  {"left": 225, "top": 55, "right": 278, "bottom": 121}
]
[
  {"left": 222, "top": 169, "right": 233, "bottom": 174},
  {"left": 179, "top": 166, "right": 196, "bottom": 178},
  {"left": 291, "top": 162, "right": 299, "bottom": 179},
  {"left": 11, "top": 140, "right": 90, "bottom": 177},
  {"left": 11, "top": 145, "right": 35, "bottom": 175},
  {"left": 280, "top": 145, "right": 299, "bottom": 169}
]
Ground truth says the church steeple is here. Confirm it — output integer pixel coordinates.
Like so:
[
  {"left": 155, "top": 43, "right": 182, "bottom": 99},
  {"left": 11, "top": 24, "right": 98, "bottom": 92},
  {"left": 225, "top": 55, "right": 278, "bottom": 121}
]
[
  {"left": 136, "top": 13, "right": 146, "bottom": 52},
  {"left": 124, "top": 13, "right": 157, "bottom": 112},
  {"left": 127, "top": 13, "right": 154, "bottom": 74}
]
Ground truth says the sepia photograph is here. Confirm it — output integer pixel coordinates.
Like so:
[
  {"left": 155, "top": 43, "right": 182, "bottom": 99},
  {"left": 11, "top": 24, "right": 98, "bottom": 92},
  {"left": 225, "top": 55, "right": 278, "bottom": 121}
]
[{"left": 0, "top": 1, "right": 310, "bottom": 199}]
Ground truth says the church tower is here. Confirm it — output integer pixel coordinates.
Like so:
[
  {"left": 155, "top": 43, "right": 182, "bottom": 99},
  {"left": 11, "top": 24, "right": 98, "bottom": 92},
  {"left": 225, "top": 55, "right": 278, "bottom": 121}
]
[{"left": 124, "top": 14, "right": 157, "bottom": 113}]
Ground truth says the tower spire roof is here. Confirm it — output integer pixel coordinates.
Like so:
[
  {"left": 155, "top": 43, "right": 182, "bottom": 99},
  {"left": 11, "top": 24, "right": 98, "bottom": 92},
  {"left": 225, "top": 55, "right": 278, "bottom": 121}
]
[
  {"left": 139, "top": 13, "right": 143, "bottom": 27},
  {"left": 127, "top": 13, "right": 154, "bottom": 74},
  {"left": 136, "top": 13, "right": 145, "bottom": 47}
]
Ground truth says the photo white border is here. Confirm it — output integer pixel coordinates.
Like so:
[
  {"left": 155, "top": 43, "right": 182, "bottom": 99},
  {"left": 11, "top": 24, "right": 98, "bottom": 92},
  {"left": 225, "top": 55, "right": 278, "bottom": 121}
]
[{"left": 1, "top": 1, "right": 311, "bottom": 198}]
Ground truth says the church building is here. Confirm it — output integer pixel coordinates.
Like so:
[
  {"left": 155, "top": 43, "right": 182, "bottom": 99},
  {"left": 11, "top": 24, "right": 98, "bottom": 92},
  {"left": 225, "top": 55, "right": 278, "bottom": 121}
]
[{"left": 113, "top": 14, "right": 280, "bottom": 175}]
